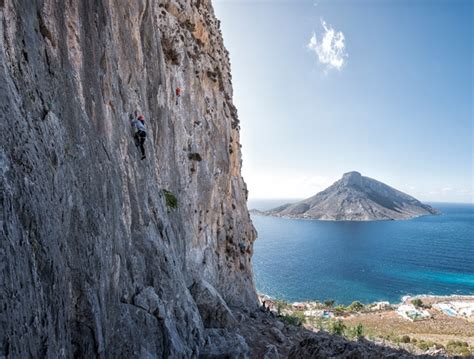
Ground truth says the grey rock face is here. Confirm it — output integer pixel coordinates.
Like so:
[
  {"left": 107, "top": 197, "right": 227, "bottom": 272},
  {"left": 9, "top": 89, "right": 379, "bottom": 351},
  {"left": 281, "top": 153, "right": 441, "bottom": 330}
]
[
  {"left": 263, "top": 344, "right": 279, "bottom": 359},
  {"left": 268, "top": 327, "right": 286, "bottom": 344},
  {"left": 200, "top": 329, "right": 249, "bottom": 359},
  {"left": 190, "top": 279, "right": 236, "bottom": 328},
  {"left": 266, "top": 171, "right": 439, "bottom": 221},
  {"left": 0, "top": 0, "right": 256, "bottom": 357},
  {"left": 274, "top": 320, "right": 284, "bottom": 331}
]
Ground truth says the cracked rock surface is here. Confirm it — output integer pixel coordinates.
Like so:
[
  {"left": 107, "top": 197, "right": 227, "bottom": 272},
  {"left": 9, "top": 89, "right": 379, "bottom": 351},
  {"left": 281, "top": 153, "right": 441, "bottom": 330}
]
[{"left": 0, "top": 0, "right": 256, "bottom": 357}]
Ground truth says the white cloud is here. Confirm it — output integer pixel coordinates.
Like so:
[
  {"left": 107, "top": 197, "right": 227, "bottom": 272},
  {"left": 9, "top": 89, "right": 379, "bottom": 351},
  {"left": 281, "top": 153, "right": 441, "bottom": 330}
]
[
  {"left": 308, "top": 19, "right": 347, "bottom": 71},
  {"left": 441, "top": 187, "right": 453, "bottom": 192}
]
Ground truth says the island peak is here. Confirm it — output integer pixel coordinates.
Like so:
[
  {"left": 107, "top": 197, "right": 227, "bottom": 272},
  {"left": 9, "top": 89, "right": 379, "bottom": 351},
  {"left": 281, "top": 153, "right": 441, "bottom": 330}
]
[
  {"left": 265, "top": 172, "right": 439, "bottom": 221},
  {"left": 341, "top": 171, "right": 363, "bottom": 186}
]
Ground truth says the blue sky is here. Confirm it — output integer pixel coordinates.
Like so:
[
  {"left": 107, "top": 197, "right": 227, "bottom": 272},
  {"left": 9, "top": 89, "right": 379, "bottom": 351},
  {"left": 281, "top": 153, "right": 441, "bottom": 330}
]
[{"left": 213, "top": 0, "right": 473, "bottom": 203}]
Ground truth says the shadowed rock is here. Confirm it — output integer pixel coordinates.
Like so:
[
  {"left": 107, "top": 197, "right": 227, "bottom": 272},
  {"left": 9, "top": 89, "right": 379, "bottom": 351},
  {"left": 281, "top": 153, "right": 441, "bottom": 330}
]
[
  {"left": 200, "top": 329, "right": 249, "bottom": 359},
  {"left": 190, "top": 280, "right": 237, "bottom": 328}
]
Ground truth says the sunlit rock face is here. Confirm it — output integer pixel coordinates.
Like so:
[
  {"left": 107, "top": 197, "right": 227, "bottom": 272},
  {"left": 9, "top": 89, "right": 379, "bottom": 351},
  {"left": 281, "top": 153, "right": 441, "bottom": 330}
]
[
  {"left": 266, "top": 171, "right": 439, "bottom": 221},
  {"left": 0, "top": 0, "right": 256, "bottom": 357}
]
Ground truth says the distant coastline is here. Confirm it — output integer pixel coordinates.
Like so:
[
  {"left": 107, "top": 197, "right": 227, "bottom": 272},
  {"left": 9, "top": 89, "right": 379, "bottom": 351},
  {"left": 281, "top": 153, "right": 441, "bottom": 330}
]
[
  {"left": 249, "top": 200, "right": 474, "bottom": 209},
  {"left": 250, "top": 208, "right": 441, "bottom": 222},
  {"left": 249, "top": 201, "right": 473, "bottom": 221},
  {"left": 258, "top": 292, "right": 474, "bottom": 307}
]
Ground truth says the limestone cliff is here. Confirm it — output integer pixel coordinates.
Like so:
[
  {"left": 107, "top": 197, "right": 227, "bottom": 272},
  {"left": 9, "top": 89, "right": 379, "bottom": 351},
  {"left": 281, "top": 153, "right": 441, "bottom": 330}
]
[{"left": 0, "top": 0, "right": 257, "bottom": 357}]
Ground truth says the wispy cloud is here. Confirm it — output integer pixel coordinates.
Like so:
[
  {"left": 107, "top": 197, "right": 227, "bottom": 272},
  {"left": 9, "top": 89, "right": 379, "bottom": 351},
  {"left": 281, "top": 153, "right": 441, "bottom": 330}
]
[{"left": 308, "top": 19, "right": 347, "bottom": 71}]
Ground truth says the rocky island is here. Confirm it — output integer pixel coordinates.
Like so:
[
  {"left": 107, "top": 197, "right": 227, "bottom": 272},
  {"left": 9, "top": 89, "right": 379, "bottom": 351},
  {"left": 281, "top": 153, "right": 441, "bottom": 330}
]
[{"left": 264, "top": 171, "right": 439, "bottom": 221}]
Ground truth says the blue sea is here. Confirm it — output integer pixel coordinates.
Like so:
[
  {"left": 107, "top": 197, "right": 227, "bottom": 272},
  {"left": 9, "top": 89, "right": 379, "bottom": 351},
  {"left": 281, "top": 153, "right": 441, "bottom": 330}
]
[{"left": 249, "top": 200, "right": 474, "bottom": 305}]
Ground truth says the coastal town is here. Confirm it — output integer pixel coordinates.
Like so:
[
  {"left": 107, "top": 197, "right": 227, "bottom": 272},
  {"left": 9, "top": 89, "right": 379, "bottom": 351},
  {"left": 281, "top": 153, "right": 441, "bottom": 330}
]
[{"left": 258, "top": 294, "right": 474, "bottom": 357}]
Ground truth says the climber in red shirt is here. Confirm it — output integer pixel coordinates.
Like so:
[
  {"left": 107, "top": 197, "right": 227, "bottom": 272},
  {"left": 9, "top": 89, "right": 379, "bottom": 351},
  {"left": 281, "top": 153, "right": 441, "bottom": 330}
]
[{"left": 175, "top": 87, "right": 181, "bottom": 105}]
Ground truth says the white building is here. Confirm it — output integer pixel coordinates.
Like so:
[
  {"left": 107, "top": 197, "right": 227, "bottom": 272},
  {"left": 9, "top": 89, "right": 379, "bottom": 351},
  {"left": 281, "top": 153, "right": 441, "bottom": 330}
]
[
  {"left": 434, "top": 301, "right": 474, "bottom": 318},
  {"left": 373, "top": 301, "right": 391, "bottom": 310},
  {"left": 396, "top": 304, "right": 430, "bottom": 321}
]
